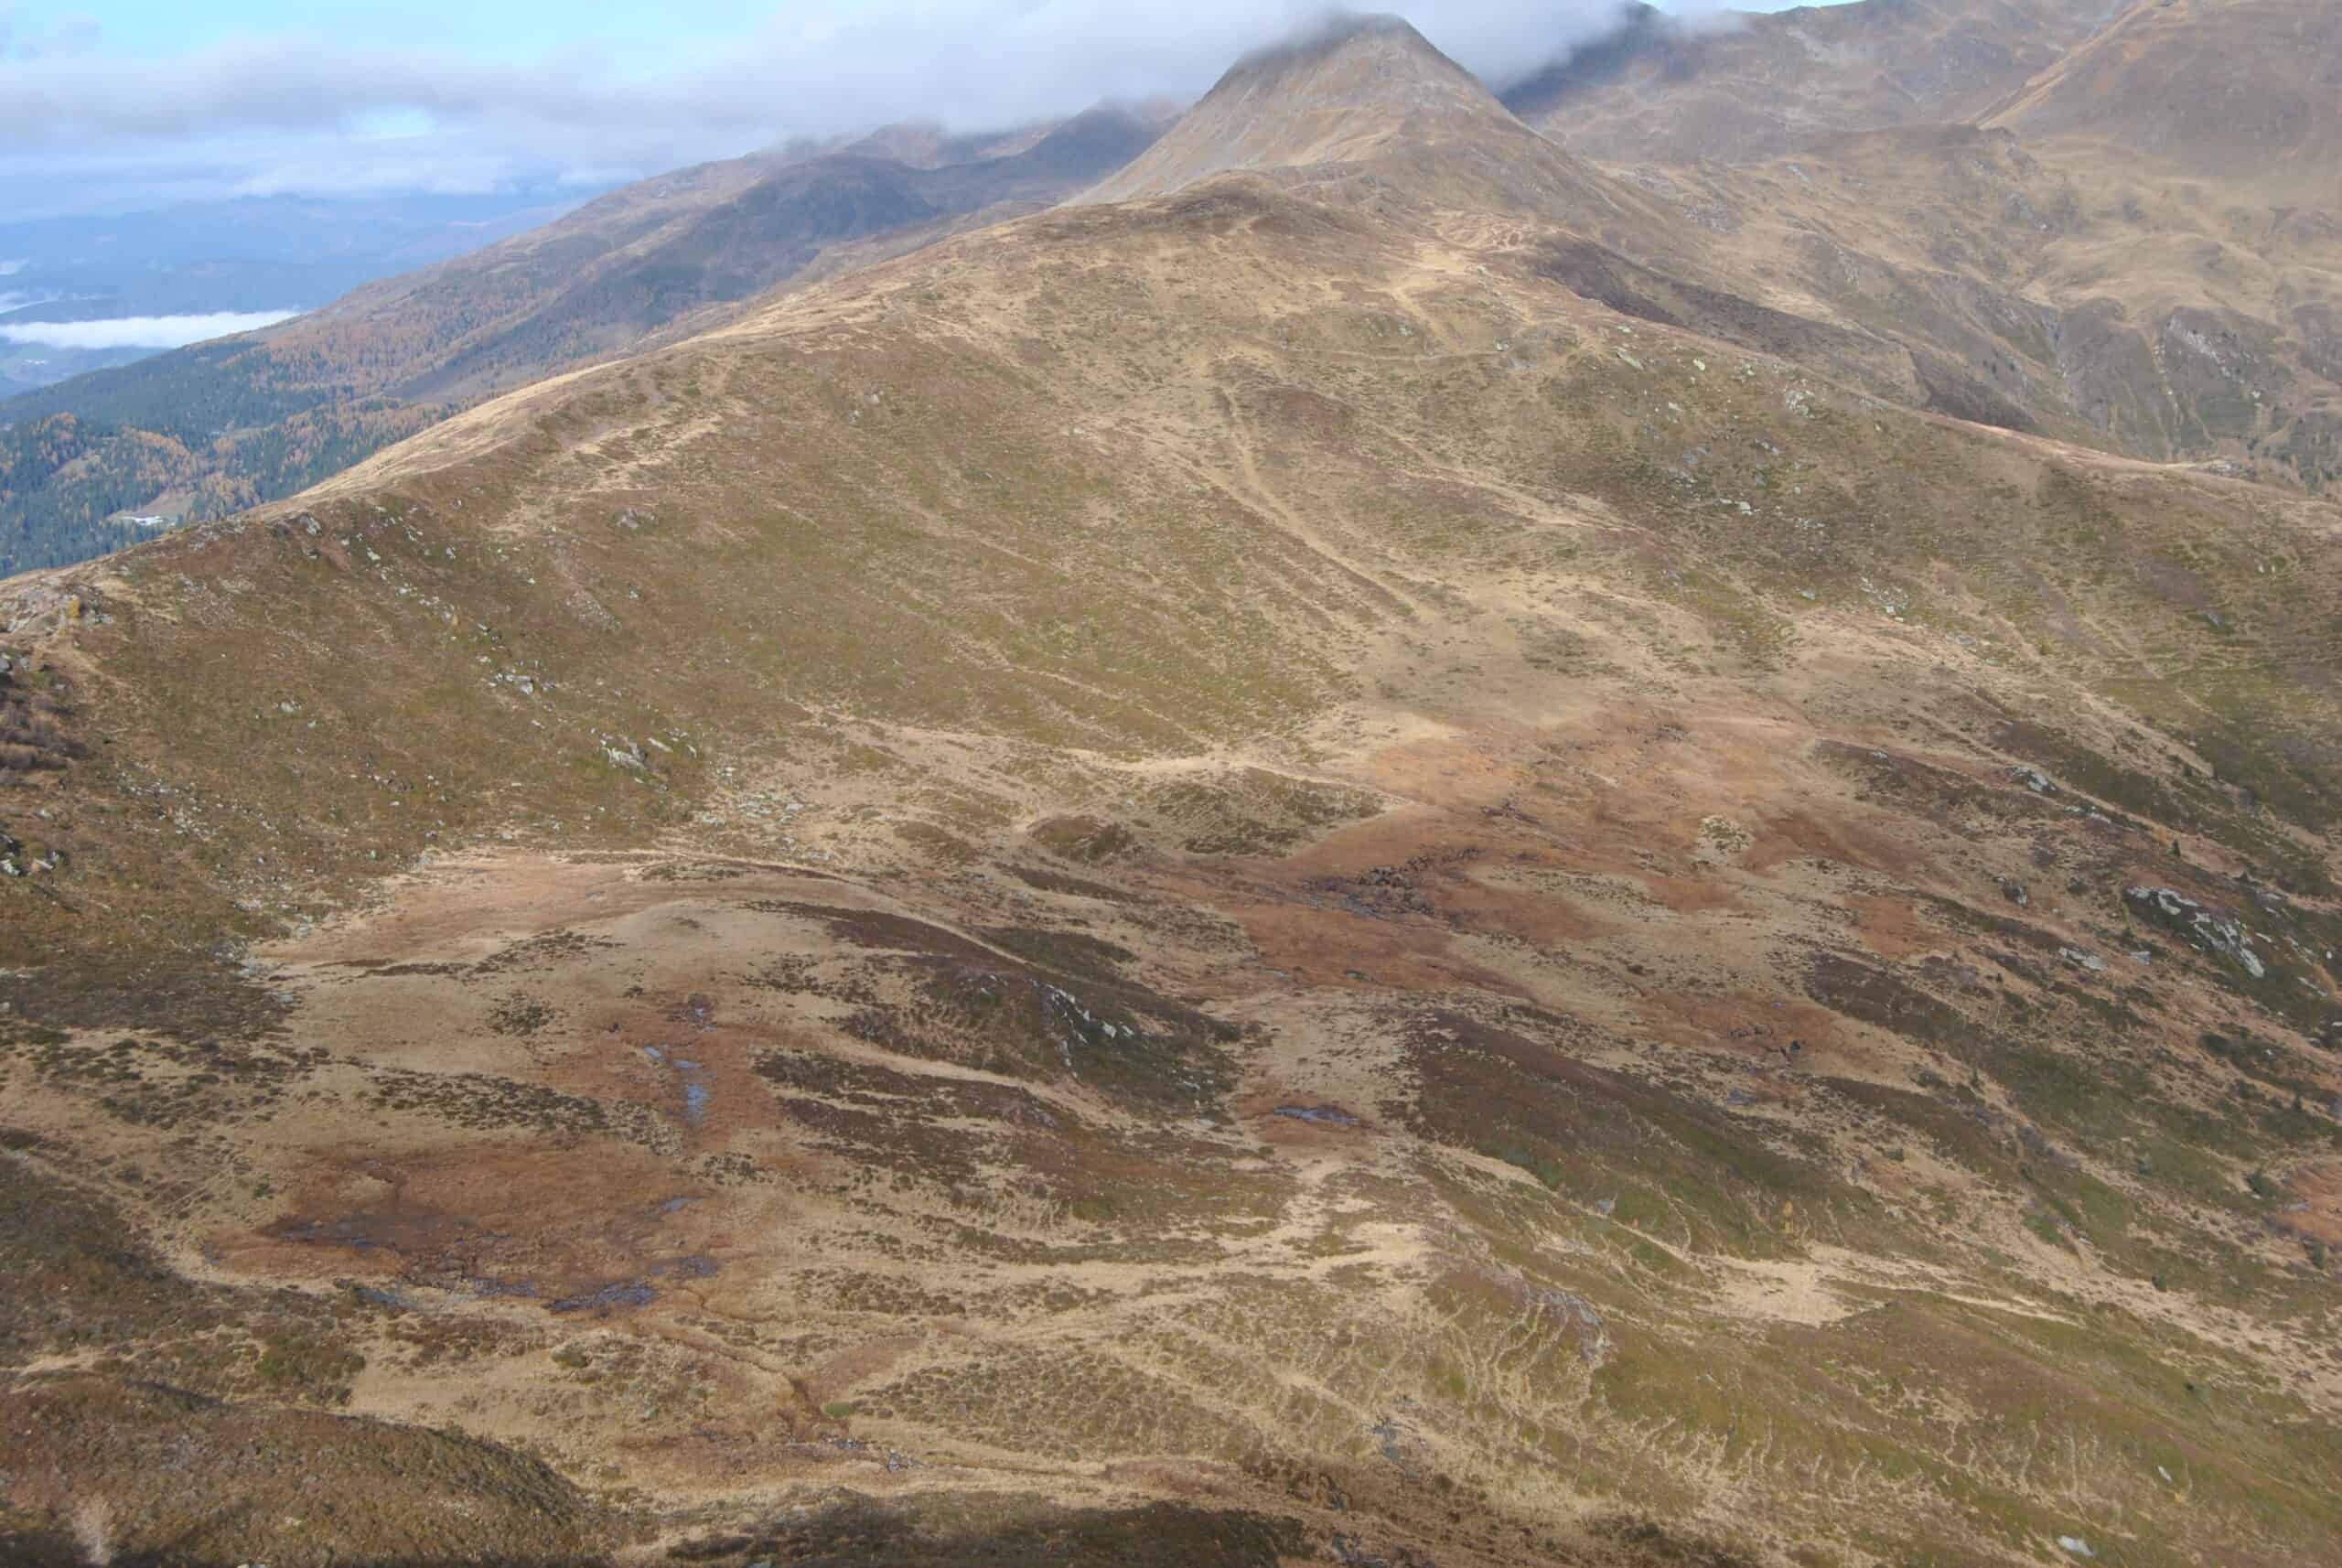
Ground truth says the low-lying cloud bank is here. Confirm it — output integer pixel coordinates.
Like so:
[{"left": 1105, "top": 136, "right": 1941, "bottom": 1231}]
[{"left": 0, "top": 310, "right": 300, "bottom": 349}]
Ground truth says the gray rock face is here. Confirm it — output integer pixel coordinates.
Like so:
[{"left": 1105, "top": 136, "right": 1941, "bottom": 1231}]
[{"left": 2127, "top": 886, "right": 2267, "bottom": 979}]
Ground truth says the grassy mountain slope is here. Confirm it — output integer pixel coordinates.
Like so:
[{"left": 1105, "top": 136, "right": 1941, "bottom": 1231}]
[
  {"left": 0, "top": 110, "right": 1163, "bottom": 578},
  {"left": 1581, "top": 123, "right": 2342, "bottom": 486},
  {"left": 3, "top": 16, "right": 2340, "bottom": 1568},
  {"left": 1517, "top": 1, "right": 2342, "bottom": 490},
  {"left": 1503, "top": 0, "right": 2111, "bottom": 165},
  {"left": 1983, "top": 0, "right": 2342, "bottom": 199}
]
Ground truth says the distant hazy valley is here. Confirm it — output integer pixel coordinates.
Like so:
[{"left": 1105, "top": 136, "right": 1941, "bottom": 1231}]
[{"left": 0, "top": 190, "right": 601, "bottom": 390}]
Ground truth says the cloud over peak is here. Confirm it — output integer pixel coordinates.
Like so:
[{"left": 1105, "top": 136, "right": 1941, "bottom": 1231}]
[{"left": 0, "top": 2, "right": 1649, "bottom": 215}]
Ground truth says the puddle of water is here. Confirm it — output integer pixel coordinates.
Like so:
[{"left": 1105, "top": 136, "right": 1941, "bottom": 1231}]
[
  {"left": 464, "top": 1276, "right": 540, "bottom": 1300},
  {"left": 276, "top": 1218, "right": 389, "bottom": 1249},
  {"left": 550, "top": 1281, "right": 658, "bottom": 1314},
  {"left": 656, "top": 1196, "right": 700, "bottom": 1215},
  {"left": 640, "top": 1042, "right": 714, "bottom": 1128},
  {"left": 1273, "top": 1104, "right": 1363, "bottom": 1127}
]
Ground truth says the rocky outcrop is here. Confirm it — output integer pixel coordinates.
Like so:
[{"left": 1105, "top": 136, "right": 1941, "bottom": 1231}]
[{"left": 2127, "top": 886, "right": 2266, "bottom": 979}]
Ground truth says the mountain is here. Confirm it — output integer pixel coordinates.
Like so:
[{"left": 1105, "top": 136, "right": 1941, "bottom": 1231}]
[
  {"left": 6, "top": 10, "right": 2342, "bottom": 1568},
  {"left": 1086, "top": 14, "right": 1687, "bottom": 250},
  {"left": 1984, "top": 0, "right": 2342, "bottom": 198},
  {"left": 1552, "top": 120, "right": 2342, "bottom": 479},
  {"left": 1504, "top": 0, "right": 2113, "bottom": 164},
  {"left": 1510, "top": 0, "right": 2342, "bottom": 490},
  {"left": 1090, "top": 14, "right": 1539, "bottom": 196},
  {"left": 0, "top": 108, "right": 1165, "bottom": 578}
]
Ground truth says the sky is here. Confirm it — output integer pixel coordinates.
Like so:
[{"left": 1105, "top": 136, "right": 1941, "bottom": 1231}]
[{"left": 0, "top": 1, "right": 1826, "bottom": 220}]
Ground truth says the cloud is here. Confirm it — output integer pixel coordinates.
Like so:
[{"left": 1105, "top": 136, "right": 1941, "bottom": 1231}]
[
  {"left": 2, "top": 4, "right": 101, "bottom": 63},
  {"left": 0, "top": 259, "right": 25, "bottom": 275},
  {"left": 0, "top": 310, "right": 299, "bottom": 349},
  {"left": 0, "top": 2, "right": 1648, "bottom": 211}
]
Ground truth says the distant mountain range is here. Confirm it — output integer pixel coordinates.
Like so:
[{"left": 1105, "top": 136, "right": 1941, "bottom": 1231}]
[
  {"left": 0, "top": 191, "right": 598, "bottom": 392},
  {"left": 0, "top": 108, "right": 1167, "bottom": 575}
]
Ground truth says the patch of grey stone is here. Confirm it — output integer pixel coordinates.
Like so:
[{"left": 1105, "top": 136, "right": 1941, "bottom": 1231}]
[
  {"left": 1532, "top": 1286, "right": 1612, "bottom": 1366},
  {"left": 2010, "top": 766, "right": 2058, "bottom": 794},
  {"left": 2126, "top": 886, "right": 2266, "bottom": 979}
]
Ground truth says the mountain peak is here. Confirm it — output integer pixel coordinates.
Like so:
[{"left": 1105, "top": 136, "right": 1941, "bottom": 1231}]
[
  {"left": 1220, "top": 11, "right": 1469, "bottom": 91},
  {"left": 1077, "top": 12, "right": 1532, "bottom": 205}
]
